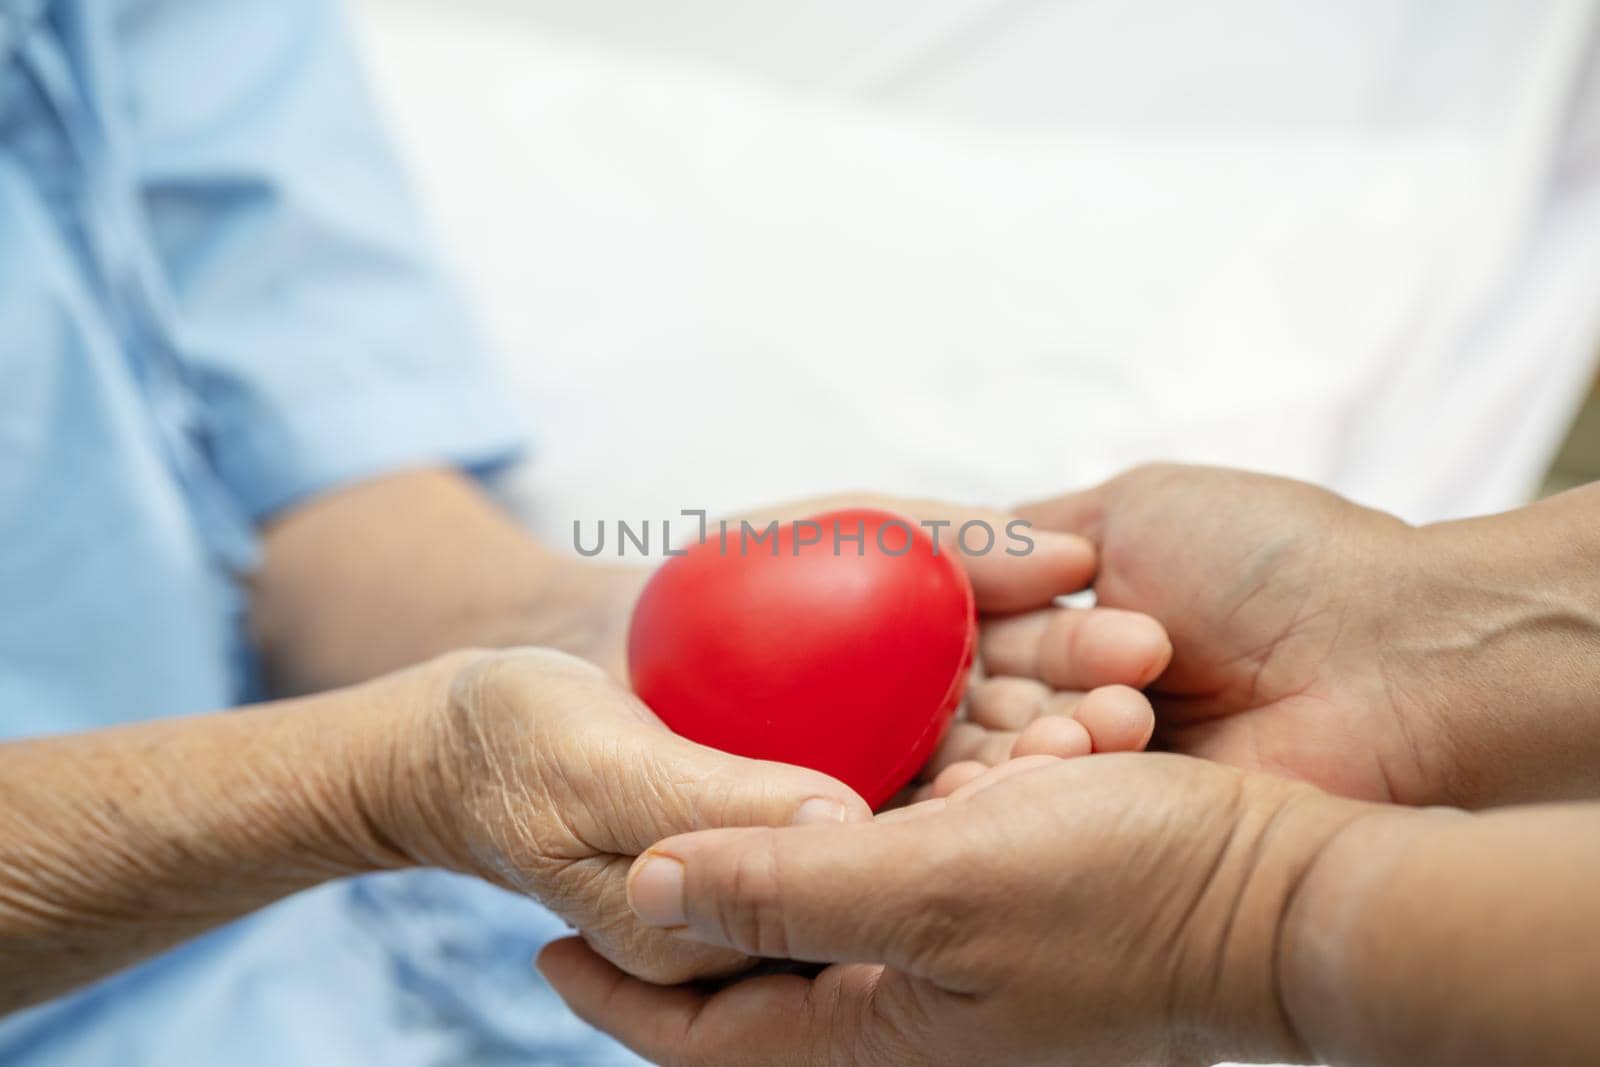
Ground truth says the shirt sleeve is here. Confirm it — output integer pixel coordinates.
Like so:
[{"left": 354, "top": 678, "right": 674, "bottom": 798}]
[{"left": 118, "top": 0, "right": 527, "bottom": 520}]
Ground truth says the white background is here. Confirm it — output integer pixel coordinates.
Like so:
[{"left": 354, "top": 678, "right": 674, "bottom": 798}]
[{"left": 352, "top": 0, "right": 1600, "bottom": 542}]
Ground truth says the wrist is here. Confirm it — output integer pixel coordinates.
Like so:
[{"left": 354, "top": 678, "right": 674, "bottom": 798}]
[
  {"left": 341, "top": 650, "right": 496, "bottom": 875},
  {"left": 1390, "top": 497, "right": 1600, "bottom": 806},
  {"left": 1275, "top": 803, "right": 1465, "bottom": 1066},
  {"left": 1183, "top": 777, "right": 1380, "bottom": 1064},
  {"left": 0, "top": 677, "right": 454, "bottom": 1014}
]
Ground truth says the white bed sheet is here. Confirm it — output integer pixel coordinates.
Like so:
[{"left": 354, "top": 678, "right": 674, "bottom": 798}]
[{"left": 353, "top": 0, "right": 1600, "bottom": 540}]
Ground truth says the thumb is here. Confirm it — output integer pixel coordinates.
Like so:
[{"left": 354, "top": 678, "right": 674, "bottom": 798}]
[
  {"left": 732, "top": 492, "right": 1096, "bottom": 613},
  {"left": 894, "top": 498, "right": 1096, "bottom": 614},
  {"left": 1014, "top": 481, "right": 1112, "bottom": 547},
  {"left": 624, "top": 816, "right": 975, "bottom": 983},
  {"left": 1017, "top": 463, "right": 1202, "bottom": 546},
  {"left": 584, "top": 720, "right": 875, "bottom": 855}
]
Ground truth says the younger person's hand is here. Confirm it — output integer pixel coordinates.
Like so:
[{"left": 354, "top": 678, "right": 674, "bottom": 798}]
[
  {"left": 1019, "top": 464, "right": 1600, "bottom": 807},
  {"left": 535, "top": 753, "right": 1370, "bottom": 1066}
]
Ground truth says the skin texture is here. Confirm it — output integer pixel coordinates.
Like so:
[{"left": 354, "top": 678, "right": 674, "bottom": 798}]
[
  {"left": 1282, "top": 802, "right": 1600, "bottom": 1067},
  {"left": 537, "top": 754, "right": 1355, "bottom": 1066},
  {"left": 2, "top": 469, "right": 1170, "bottom": 1012},
  {"left": 1015, "top": 464, "right": 1600, "bottom": 807},
  {"left": 538, "top": 758, "right": 1600, "bottom": 1067},
  {"left": 532, "top": 466, "right": 1600, "bottom": 1066},
  {"left": 0, "top": 648, "right": 868, "bottom": 1014}
]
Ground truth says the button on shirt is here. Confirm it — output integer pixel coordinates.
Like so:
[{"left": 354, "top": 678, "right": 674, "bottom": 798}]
[{"left": 0, "top": 2, "right": 639, "bottom": 1062}]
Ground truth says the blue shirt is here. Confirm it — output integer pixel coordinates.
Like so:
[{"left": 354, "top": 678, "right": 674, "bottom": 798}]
[{"left": 0, "top": 2, "right": 640, "bottom": 1062}]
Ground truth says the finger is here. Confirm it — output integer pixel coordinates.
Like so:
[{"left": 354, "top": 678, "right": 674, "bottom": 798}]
[
  {"left": 1016, "top": 466, "right": 1197, "bottom": 547},
  {"left": 538, "top": 937, "right": 907, "bottom": 1067},
  {"left": 1070, "top": 684, "right": 1156, "bottom": 752},
  {"left": 930, "top": 760, "right": 988, "bottom": 797},
  {"left": 971, "top": 681, "right": 1154, "bottom": 754},
  {"left": 921, "top": 720, "right": 1017, "bottom": 778},
  {"left": 538, "top": 937, "right": 718, "bottom": 1060},
  {"left": 625, "top": 819, "right": 984, "bottom": 982},
  {"left": 965, "top": 676, "right": 1051, "bottom": 731},
  {"left": 736, "top": 494, "right": 1097, "bottom": 614},
  {"left": 828, "top": 499, "right": 1097, "bottom": 614},
  {"left": 1011, "top": 716, "right": 1092, "bottom": 759},
  {"left": 574, "top": 715, "right": 874, "bottom": 856},
  {"left": 1014, "top": 482, "right": 1115, "bottom": 545},
  {"left": 943, "top": 755, "right": 1064, "bottom": 801},
  {"left": 875, "top": 795, "right": 950, "bottom": 822},
  {"left": 543, "top": 855, "right": 755, "bottom": 986},
  {"left": 538, "top": 938, "right": 819, "bottom": 1066},
  {"left": 980, "top": 606, "right": 1171, "bottom": 690},
  {"left": 956, "top": 524, "right": 1096, "bottom": 615},
  {"left": 909, "top": 502, "right": 1095, "bottom": 614}
]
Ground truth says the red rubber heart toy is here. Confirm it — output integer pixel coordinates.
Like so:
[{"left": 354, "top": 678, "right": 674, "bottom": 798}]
[{"left": 628, "top": 507, "right": 977, "bottom": 809}]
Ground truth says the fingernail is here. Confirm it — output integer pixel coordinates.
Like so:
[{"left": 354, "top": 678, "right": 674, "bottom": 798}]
[
  {"left": 628, "top": 853, "right": 687, "bottom": 927},
  {"left": 791, "top": 797, "right": 848, "bottom": 825}
]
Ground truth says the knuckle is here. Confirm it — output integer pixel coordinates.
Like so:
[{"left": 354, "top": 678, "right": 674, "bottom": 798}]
[
  {"left": 440, "top": 651, "right": 536, "bottom": 752},
  {"left": 457, "top": 646, "right": 606, "bottom": 700},
  {"left": 683, "top": 767, "right": 745, "bottom": 827},
  {"left": 685, "top": 764, "right": 815, "bottom": 833},
  {"left": 439, "top": 649, "right": 501, "bottom": 728},
  {"left": 710, "top": 832, "right": 793, "bottom": 958},
  {"left": 441, "top": 654, "right": 534, "bottom": 774},
  {"left": 1045, "top": 610, "right": 1087, "bottom": 677}
]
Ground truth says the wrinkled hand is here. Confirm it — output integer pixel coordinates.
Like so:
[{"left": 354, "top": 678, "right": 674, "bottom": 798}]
[
  {"left": 369, "top": 649, "right": 873, "bottom": 985},
  {"left": 1017, "top": 464, "right": 1454, "bottom": 804},
  {"left": 536, "top": 753, "right": 1367, "bottom": 1067}
]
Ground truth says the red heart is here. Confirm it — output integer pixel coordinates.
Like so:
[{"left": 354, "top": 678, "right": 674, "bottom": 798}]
[{"left": 628, "top": 507, "right": 977, "bottom": 809}]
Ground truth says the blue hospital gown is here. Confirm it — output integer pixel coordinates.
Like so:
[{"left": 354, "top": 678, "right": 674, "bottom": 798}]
[{"left": 0, "top": 1, "right": 641, "bottom": 1062}]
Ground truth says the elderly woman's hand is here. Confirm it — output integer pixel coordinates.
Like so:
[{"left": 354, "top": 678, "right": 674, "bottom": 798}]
[
  {"left": 0, "top": 646, "right": 868, "bottom": 1014},
  {"left": 373, "top": 648, "right": 875, "bottom": 985}
]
